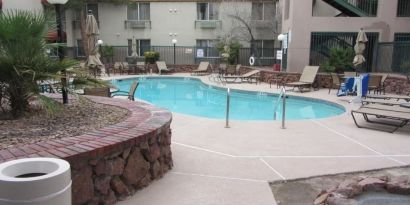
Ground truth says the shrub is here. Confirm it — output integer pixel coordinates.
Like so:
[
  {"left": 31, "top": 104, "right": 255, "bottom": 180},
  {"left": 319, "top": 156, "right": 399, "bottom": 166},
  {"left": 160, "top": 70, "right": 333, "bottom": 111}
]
[
  {"left": 321, "top": 47, "right": 355, "bottom": 73},
  {"left": 144, "top": 51, "right": 160, "bottom": 63}
]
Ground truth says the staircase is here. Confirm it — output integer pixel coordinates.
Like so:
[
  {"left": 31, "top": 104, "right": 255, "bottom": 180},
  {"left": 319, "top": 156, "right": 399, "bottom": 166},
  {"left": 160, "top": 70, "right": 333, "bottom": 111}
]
[{"left": 322, "top": 0, "right": 378, "bottom": 17}]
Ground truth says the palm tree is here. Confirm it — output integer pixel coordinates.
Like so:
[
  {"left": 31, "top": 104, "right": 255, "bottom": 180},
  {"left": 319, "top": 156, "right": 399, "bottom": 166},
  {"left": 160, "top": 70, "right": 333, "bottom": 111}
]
[{"left": 0, "top": 11, "right": 103, "bottom": 118}]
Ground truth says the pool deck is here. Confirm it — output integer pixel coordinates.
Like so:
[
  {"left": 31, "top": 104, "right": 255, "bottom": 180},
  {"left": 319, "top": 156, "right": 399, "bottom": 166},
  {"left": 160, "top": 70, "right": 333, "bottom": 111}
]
[{"left": 106, "top": 74, "right": 410, "bottom": 205}]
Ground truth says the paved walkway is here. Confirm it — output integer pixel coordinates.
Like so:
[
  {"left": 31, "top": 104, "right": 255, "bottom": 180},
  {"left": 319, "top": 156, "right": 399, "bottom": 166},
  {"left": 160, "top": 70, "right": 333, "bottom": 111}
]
[{"left": 111, "top": 74, "right": 410, "bottom": 205}]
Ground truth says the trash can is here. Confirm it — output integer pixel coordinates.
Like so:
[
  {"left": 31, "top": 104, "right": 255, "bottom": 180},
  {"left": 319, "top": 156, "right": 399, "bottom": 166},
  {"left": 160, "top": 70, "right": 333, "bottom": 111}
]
[{"left": 0, "top": 158, "right": 71, "bottom": 205}]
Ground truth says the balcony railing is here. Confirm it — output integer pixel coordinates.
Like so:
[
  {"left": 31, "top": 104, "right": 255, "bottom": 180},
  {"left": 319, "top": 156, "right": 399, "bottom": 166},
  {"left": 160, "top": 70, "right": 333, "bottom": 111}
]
[
  {"left": 251, "top": 20, "right": 273, "bottom": 29},
  {"left": 195, "top": 20, "right": 222, "bottom": 29},
  {"left": 124, "top": 20, "right": 151, "bottom": 29},
  {"left": 323, "top": 0, "right": 378, "bottom": 17}
]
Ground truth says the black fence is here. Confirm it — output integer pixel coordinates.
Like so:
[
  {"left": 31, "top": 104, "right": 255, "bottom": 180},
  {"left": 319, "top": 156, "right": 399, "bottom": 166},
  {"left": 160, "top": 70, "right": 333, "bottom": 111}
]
[
  {"left": 64, "top": 45, "right": 281, "bottom": 66},
  {"left": 309, "top": 32, "right": 379, "bottom": 72},
  {"left": 374, "top": 42, "right": 410, "bottom": 74}
]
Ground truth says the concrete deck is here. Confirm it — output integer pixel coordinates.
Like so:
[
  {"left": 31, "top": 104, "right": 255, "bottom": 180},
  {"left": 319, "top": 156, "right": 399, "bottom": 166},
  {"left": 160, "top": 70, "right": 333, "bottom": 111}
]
[{"left": 110, "top": 74, "right": 410, "bottom": 205}]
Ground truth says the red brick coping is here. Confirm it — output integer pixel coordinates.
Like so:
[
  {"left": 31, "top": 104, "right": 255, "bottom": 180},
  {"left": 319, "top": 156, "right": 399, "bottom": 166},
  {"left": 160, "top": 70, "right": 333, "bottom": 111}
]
[{"left": 0, "top": 95, "right": 173, "bottom": 205}]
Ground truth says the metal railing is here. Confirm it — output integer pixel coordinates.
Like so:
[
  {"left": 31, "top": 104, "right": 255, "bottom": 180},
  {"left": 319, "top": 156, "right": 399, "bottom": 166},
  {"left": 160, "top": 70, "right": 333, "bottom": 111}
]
[
  {"left": 273, "top": 86, "right": 286, "bottom": 129},
  {"left": 344, "top": 0, "right": 378, "bottom": 16},
  {"left": 124, "top": 20, "right": 151, "bottom": 29},
  {"left": 225, "top": 88, "right": 231, "bottom": 128},
  {"left": 397, "top": 0, "right": 410, "bottom": 17},
  {"left": 194, "top": 20, "right": 222, "bottom": 29}
]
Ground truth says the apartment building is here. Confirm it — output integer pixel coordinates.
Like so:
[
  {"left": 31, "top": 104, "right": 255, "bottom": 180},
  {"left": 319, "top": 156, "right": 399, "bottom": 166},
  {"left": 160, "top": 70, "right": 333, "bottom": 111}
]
[
  {"left": 1, "top": 0, "right": 279, "bottom": 64},
  {"left": 278, "top": 0, "right": 410, "bottom": 73}
]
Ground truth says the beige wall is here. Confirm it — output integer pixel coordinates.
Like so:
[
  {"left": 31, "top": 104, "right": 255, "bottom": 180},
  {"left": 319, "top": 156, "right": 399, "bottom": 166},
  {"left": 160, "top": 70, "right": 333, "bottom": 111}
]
[
  {"left": 2, "top": 0, "right": 43, "bottom": 12},
  {"left": 280, "top": 0, "right": 410, "bottom": 72}
]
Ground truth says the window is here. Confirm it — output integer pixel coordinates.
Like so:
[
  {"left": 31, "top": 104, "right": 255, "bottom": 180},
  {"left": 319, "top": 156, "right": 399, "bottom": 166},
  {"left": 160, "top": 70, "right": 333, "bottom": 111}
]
[
  {"left": 74, "top": 3, "right": 98, "bottom": 21},
  {"left": 397, "top": 0, "right": 410, "bottom": 17},
  {"left": 252, "top": 2, "right": 275, "bottom": 21},
  {"left": 254, "top": 40, "right": 275, "bottom": 58},
  {"left": 127, "top": 3, "right": 150, "bottom": 20},
  {"left": 196, "top": 40, "right": 218, "bottom": 57},
  {"left": 128, "top": 39, "right": 151, "bottom": 56},
  {"left": 197, "top": 3, "right": 219, "bottom": 20}
]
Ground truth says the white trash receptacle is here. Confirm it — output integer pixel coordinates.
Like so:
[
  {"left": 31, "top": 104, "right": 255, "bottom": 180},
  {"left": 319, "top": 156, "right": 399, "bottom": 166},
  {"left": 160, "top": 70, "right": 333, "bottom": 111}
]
[{"left": 0, "top": 158, "right": 71, "bottom": 205}]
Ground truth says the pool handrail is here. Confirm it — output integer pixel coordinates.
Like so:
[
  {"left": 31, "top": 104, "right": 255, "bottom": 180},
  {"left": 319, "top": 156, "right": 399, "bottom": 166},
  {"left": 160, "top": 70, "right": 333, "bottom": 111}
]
[{"left": 273, "top": 86, "right": 286, "bottom": 129}]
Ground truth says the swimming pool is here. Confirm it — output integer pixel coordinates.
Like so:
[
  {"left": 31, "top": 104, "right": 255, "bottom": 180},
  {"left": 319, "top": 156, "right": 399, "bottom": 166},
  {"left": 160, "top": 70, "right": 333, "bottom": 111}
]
[{"left": 111, "top": 77, "right": 345, "bottom": 120}]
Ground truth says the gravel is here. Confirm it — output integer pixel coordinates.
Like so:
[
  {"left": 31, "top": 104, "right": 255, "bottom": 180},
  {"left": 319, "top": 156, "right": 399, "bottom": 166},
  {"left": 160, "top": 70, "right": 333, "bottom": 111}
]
[{"left": 0, "top": 97, "right": 130, "bottom": 149}]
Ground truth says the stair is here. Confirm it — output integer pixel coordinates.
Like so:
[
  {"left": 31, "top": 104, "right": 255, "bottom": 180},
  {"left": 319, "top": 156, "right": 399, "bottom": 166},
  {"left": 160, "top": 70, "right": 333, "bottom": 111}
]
[{"left": 322, "top": 0, "right": 376, "bottom": 17}]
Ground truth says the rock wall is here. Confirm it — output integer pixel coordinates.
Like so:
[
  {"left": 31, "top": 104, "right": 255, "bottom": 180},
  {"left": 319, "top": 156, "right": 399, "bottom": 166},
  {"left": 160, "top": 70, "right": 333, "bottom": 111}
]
[{"left": 0, "top": 96, "right": 173, "bottom": 205}]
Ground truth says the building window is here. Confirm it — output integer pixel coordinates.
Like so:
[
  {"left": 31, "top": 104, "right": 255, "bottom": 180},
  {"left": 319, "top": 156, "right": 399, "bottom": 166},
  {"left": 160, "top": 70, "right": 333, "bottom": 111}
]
[
  {"left": 254, "top": 40, "right": 275, "bottom": 58},
  {"left": 196, "top": 40, "right": 218, "bottom": 57},
  {"left": 252, "top": 2, "right": 275, "bottom": 21},
  {"left": 74, "top": 3, "right": 99, "bottom": 21},
  {"left": 127, "top": 3, "right": 150, "bottom": 20},
  {"left": 127, "top": 39, "right": 151, "bottom": 56},
  {"left": 397, "top": 0, "right": 410, "bottom": 17},
  {"left": 197, "top": 3, "right": 219, "bottom": 20}
]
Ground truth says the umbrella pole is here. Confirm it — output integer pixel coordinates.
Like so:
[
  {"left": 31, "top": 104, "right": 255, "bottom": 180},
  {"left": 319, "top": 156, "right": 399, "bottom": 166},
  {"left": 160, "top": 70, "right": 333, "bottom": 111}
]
[{"left": 55, "top": 4, "right": 68, "bottom": 104}]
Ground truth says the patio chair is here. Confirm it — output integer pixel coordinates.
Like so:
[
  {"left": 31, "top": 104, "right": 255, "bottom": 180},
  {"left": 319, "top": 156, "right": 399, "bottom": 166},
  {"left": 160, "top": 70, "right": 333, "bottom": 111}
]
[
  {"left": 136, "top": 61, "right": 147, "bottom": 74},
  {"left": 375, "top": 74, "right": 388, "bottom": 95},
  {"left": 328, "top": 73, "right": 341, "bottom": 94},
  {"left": 121, "top": 62, "right": 131, "bottom": 74},
  {"left": 223, "top": 70, "right": 260, "bottom": 84},
  {"left": 111, "top": 80, "right": 139, "bottom": 101},
  {"left": 191, "top": 61, "right": 210, "bottom": 76},
  {"left": 113, "top": 62, "right": 122, "bottom": 75},
  {"left": 344, "top": 72, "right": 357, "bottom": 78},
  {"left": 156, "top": 61, "right": 173, "bottom": 75},
  {"left": 284, "top": 66, "right": 319, "bottom": 92},
  {"left": 362, "top": 99, "right": 403, "bottom": 106},
  {"left": 367, "top": 74, "right": 383, "bottom": 94},
  {"left": 351, "top": 105, "right": 410, "bottom": 133}
]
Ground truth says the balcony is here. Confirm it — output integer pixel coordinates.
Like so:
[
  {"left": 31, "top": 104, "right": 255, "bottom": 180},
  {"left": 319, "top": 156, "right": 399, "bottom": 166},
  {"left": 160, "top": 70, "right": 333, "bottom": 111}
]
[
  {"left": 251, "top": 20, "right": 273, "bottom": 29},
  {"left": 124, "top": 20, "right": 151, "bottom": 29},
  {"left": 195, "top": 20, "right": 222, "bottom": 29}
]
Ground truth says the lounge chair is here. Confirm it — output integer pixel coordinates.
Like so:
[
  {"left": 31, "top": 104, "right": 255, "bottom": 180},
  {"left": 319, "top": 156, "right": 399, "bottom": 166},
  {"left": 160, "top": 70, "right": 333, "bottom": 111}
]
[
  {"left": 191, "top": 62, "right": 210, "bottom": 76},
  {"left": 111, "top": 80, "right": 139, "bottom": 101},
  {"left": 84, "top": 87, "right": 111, "bottom": 97},
  {"left": 367, "top": 74, "right": 382, "bottom": 94},
  {"left": 284, "top": 66, "right": 319, "bottom": 92},
  {"left": 344, "top": 72, "right": 357, "bottom": 78},
  {"left": 156, "top": 61, "right": 173, "bottom": 75},
  {"left": 223, "top": 70, "right": 260, "bottom": 84},
  {"left": 362, "top": 103, "right": 410, "bottom": 113},
  {"left": 362, "top": 99, "right": 403, "bottom": 106},
  {"left": 351, "top": 106, "right": 410, "bottom": 133},
  {"left": 366, "top": 94, "right": 410, "bottom": 102}
]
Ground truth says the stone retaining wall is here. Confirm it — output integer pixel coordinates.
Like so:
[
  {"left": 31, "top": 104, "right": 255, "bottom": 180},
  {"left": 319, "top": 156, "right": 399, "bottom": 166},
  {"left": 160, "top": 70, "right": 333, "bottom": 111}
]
[{"left": 0, "top": 96, "right": 173, "bottom": 205}]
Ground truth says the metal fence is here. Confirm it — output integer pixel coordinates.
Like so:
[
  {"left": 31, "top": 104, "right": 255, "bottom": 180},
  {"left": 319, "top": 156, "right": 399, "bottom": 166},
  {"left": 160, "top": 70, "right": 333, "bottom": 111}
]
[
  {"left": 397, "top": 0, "right": 410, "bottom": 17},
  {"left": 344, "top": 0, "right": 378, "bottom": 16},
  {"left": 309, "top": 32, "right": 379, "bottom": 72},
  {"left": 375, "top": 42, "right": 410, "bottom": 74},
  {"left": 65, "top": 45, "right": 281, "bottom": 66}
]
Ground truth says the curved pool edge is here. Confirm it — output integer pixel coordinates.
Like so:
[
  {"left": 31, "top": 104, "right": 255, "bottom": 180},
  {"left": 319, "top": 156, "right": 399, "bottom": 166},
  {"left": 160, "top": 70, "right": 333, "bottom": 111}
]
[{"left": 108, "top": 75, "right": 347, "bottom": 121}]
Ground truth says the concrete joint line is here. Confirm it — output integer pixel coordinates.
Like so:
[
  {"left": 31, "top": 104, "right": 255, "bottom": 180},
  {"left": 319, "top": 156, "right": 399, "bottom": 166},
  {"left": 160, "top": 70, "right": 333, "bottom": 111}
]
[
  {"left": 310, "top": 120, "right": 406, "bottom": 165},
  {"left": 170, "top": 171, "right": 267, "bottom": 183},
  {"left": 259, "top": 158, "right": 286, "bottom": 180}
]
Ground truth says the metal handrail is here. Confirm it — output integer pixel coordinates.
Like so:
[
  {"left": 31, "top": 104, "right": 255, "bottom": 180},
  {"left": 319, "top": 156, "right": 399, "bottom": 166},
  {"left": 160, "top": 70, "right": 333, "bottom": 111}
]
[
  {"left": 273, "top": 86, "right": 286, "bottom": 129},
  {"left": 225, "top": 88, "right": 231, "bottom": 128}
]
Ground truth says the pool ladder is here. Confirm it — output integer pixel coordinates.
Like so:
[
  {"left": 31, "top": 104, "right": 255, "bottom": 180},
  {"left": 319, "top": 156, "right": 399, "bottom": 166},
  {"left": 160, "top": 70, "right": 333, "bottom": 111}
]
[{"left": 273, "top": 86, "right": 286, "bottom": 129}]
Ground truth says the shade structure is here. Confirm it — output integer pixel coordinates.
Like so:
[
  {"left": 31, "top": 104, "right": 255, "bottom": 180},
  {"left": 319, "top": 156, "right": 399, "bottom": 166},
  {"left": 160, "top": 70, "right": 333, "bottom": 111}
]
[
  {"left": 353, "top": 29, "right": 368, "bottom": 67},
  {"left": 85, "top": 12, "right": 103, "bottom": 69}
]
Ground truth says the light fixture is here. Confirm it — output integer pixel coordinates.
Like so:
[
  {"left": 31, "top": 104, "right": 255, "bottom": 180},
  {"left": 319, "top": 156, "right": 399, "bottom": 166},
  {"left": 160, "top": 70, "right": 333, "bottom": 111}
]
[
  {"left": 172, "top": 39, "right": 178, "bottom": 44},
  {"left": 97, "top": 39, "right": 103, "bottom": 45},
  {"left": 46, "top": 0, "right": 68, "bottom": 4},
  {"left": 277, "top": 34, "right": 285, "bottom": 41}
]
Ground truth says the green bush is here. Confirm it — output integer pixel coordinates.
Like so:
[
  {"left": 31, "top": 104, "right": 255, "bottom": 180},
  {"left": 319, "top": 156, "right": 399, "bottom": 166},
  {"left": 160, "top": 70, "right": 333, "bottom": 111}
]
[
  {"left": 216, "top": 40, "right": 242, "bottom": 65},
  {"left": 144, "top": 51, "right": 160, "bottom": 63},
  {"left": 322, "top": 47, "right": 355, "bottom": 73}
]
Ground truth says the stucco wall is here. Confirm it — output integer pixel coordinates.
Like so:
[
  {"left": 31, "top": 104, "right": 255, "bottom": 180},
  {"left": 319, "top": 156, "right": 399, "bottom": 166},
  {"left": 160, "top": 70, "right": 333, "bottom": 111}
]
[
  {"left": 2, "top": 0, "right": 43, "bottom": 11},
  {"left": 279, "top": 0, "right": 410, "bottom": 73}
]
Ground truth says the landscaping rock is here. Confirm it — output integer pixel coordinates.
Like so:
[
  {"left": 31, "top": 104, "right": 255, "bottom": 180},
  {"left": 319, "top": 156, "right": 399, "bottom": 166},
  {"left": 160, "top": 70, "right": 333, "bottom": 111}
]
[
  {"left": 122, "top": 148, "right": 150, "bottom": 185},
  {"left": 111, "top": 177, "right": 130, "bottom": 197},
  {"left": 72, "top": 166, "right": 94, "bottom": 205},
  {"left": 95, "top": 176, "right": 111, "bottom": 195},
  {"left": 106, "top": 158, "right": 125, "bottom": 176},
  {"left": 358, "top": 177, "right": 386, "bottom": 191},
  {"left": 314, "top": 192, "right": 329, "bottom": 205}
]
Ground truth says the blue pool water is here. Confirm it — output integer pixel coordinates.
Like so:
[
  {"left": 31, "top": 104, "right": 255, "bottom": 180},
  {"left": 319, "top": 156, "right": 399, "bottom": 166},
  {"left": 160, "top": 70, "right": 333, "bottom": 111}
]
[{"left": 111, "top": 77, "right": 345, "bottom": 120}]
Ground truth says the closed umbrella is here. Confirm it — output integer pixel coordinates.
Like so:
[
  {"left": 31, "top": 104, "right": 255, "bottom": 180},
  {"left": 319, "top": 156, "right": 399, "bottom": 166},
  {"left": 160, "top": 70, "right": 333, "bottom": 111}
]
[
  {"left": 353, "top": 28, "right": 368, "bottom": 67},
  {"left": 85, "top": 11, "right": 103, "bottom": 73},
  {"left": 130, "top": 36, "right": 138, "bottom": 64}
]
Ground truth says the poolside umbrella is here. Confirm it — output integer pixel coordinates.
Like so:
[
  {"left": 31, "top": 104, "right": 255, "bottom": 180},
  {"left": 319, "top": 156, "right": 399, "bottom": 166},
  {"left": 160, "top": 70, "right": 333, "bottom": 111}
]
[
  {"left": 85, "top": 11, "right": 103, "bottom": 72},
  {"left": 353, "top": 28, "right": 368, "bottom": 67},
  {"left": 130, "top": 36, "right": 138, "bottom": 63}
]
